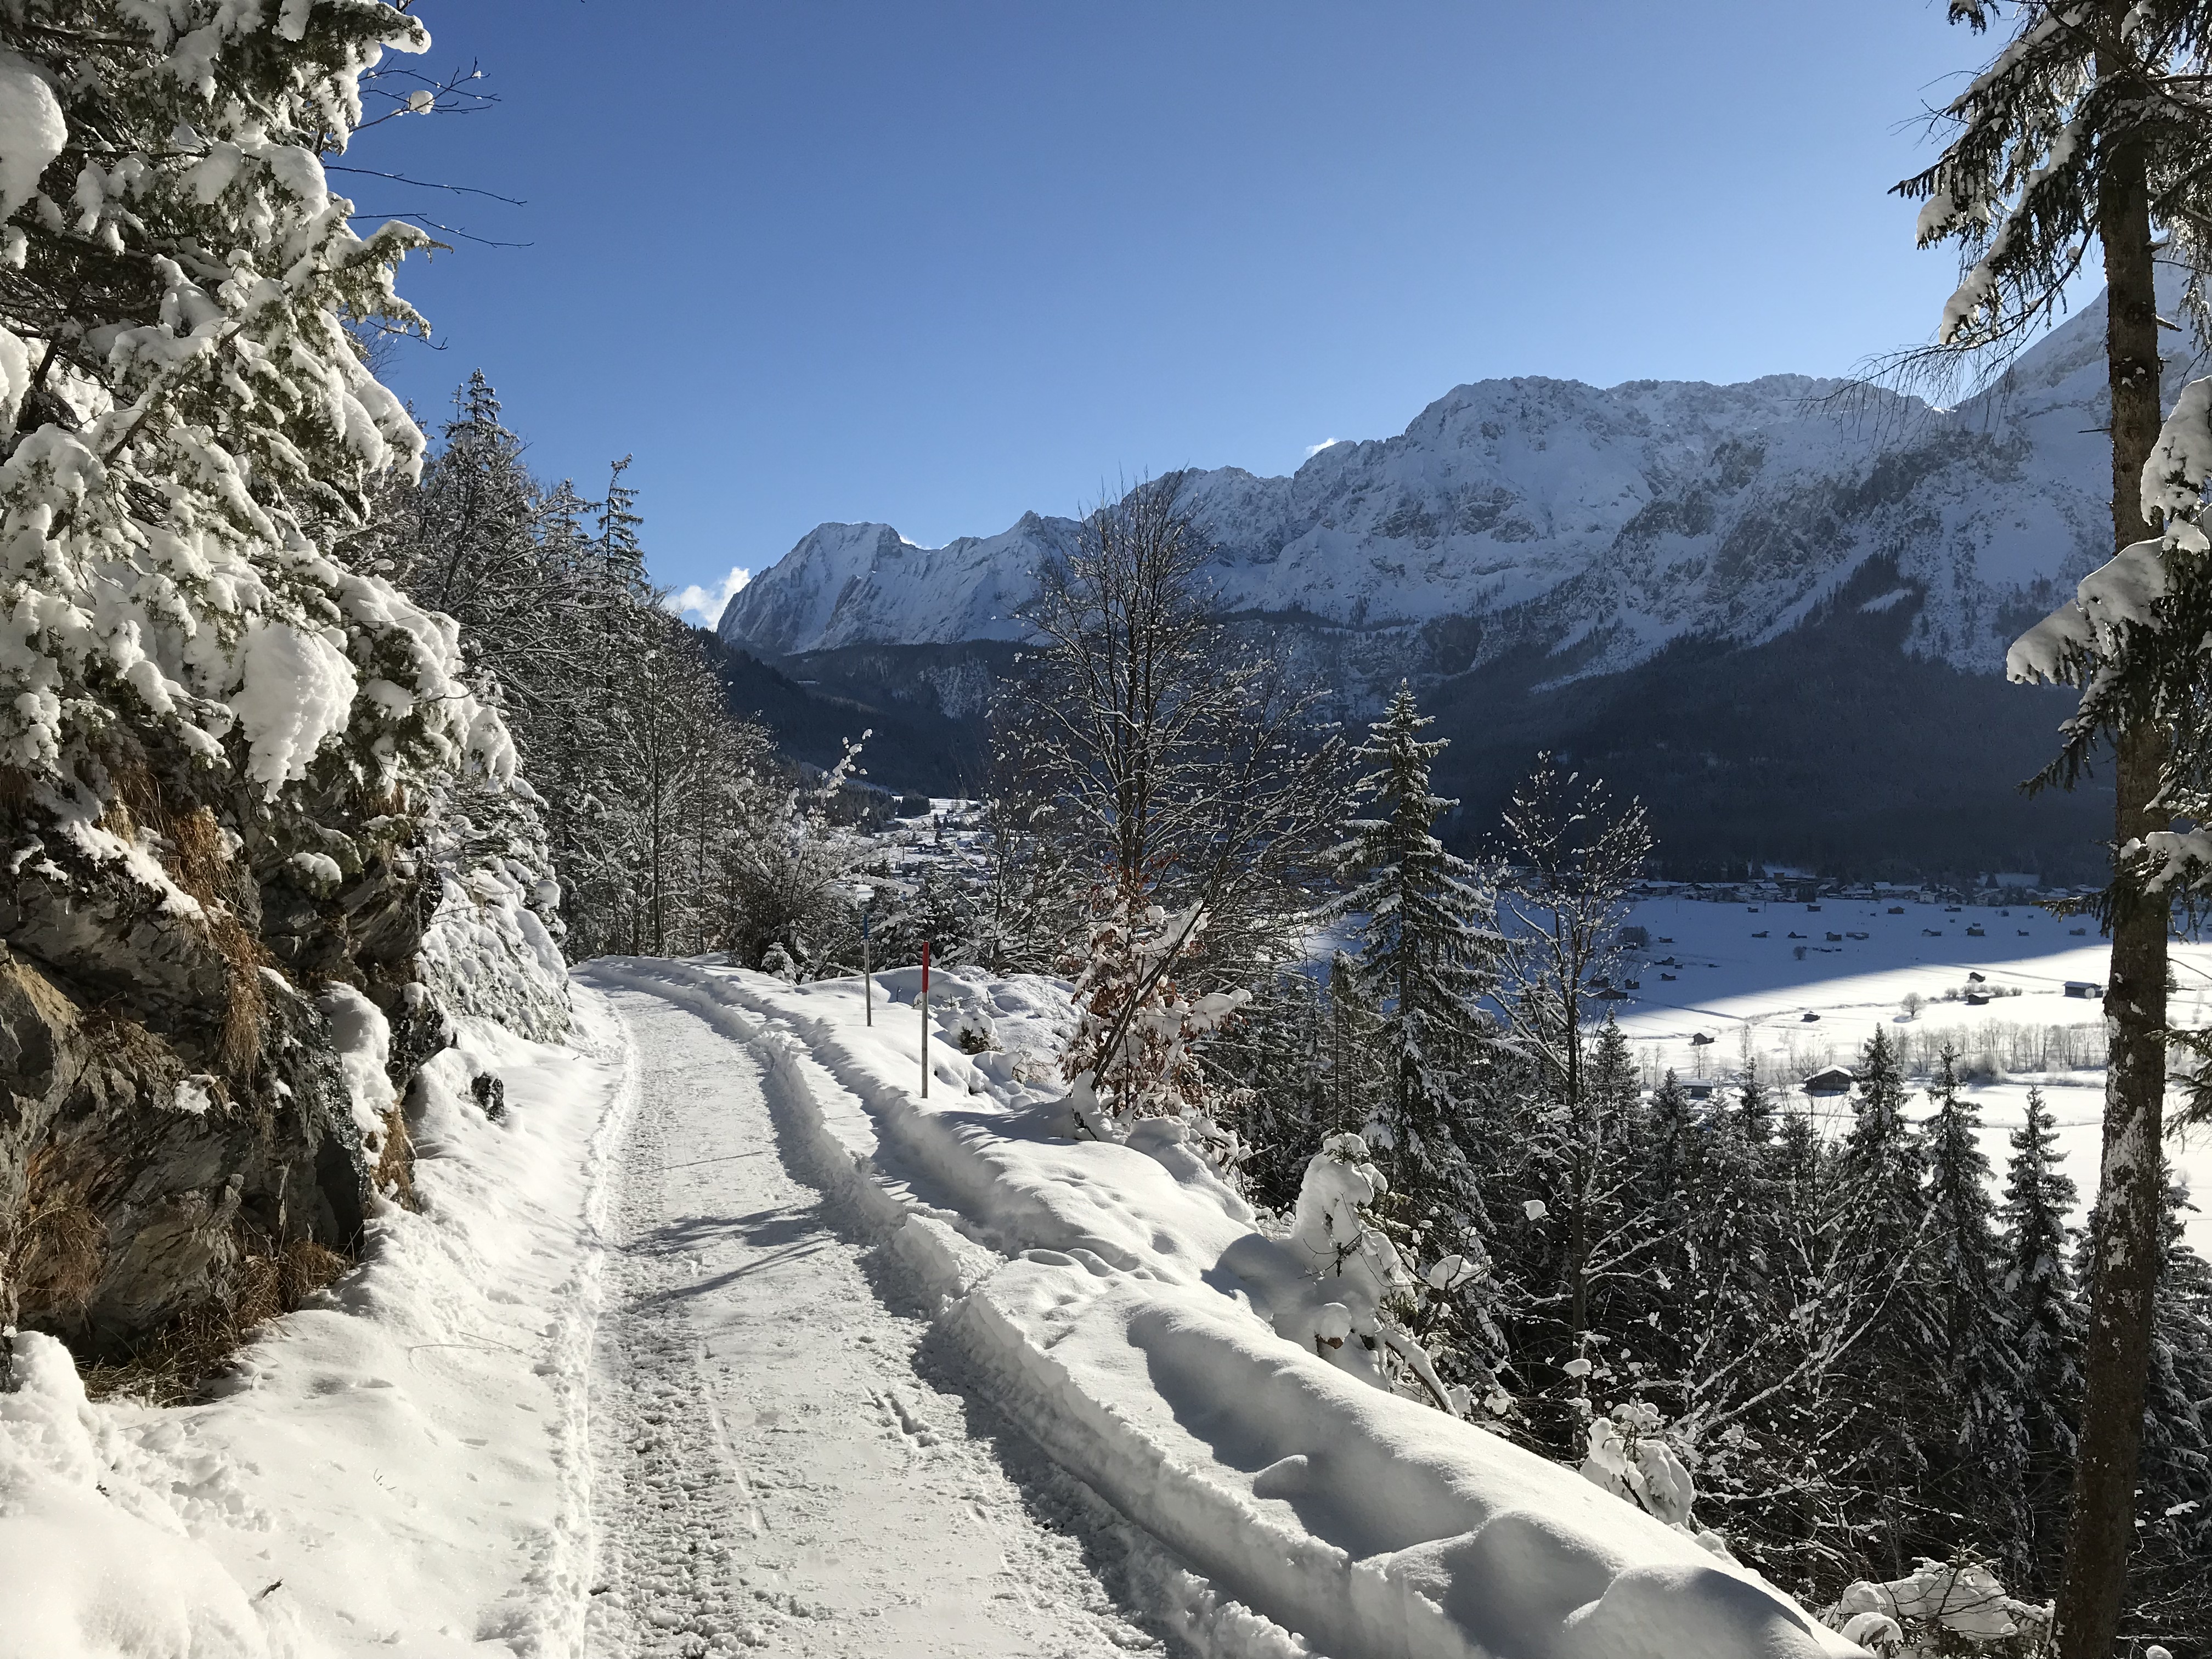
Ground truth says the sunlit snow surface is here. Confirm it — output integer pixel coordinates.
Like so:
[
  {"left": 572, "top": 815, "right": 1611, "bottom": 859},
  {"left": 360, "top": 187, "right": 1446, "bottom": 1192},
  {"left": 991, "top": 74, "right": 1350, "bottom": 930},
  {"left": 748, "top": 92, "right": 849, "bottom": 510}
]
[
  {"left": 588, "top": 958, "right": 1861, "bottom": 1659},
  {"left": 1606, "top": 895, "right": 2212, "bottom": 1257},
  {"left": 15, "top": 900, "right": 2197, "bottom": 1658},
  {"left": 0, "top": 1002, "right": 633, "bottom": 1658}
]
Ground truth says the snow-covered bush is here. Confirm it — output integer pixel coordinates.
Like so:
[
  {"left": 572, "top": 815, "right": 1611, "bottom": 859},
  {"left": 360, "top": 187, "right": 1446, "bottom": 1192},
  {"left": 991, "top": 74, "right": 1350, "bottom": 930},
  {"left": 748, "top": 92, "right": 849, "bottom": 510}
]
[
  {"left": 1278, "top": 1133, "right": 1465, "bottom": 1415},
  {"left": 1576, "top": 1400, "right": 1737, "bottom": 1560},
  {"left": 1061, "top": 889, "right": 1250, "bottom": 1143},
  {"left": 1821, "top": 1558, "right": 2051, "bottom": 1657}
]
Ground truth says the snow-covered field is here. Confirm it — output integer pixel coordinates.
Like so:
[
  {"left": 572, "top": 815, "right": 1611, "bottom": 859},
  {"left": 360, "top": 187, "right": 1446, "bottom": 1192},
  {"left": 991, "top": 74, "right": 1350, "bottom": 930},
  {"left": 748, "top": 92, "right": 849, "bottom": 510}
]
[{"left": 1610, "top": 895, "right": 2212, "bottom": 1256}]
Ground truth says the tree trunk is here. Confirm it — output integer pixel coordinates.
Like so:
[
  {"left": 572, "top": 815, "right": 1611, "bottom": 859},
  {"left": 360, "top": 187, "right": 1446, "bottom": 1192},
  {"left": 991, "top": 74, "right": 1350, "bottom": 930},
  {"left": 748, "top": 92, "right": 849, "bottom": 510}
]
[{"left": 2056, "top": 52, "right": 2169, "bottom": 1653}]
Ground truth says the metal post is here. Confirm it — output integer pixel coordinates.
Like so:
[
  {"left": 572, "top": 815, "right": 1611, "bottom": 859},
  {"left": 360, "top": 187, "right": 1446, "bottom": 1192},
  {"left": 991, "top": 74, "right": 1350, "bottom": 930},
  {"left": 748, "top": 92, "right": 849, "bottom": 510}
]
[
  {"left": 921, "top": 939, "right": 930, "bottom": 1098},
  {"left": 863, "top": 905, "right": 872, "bottom": 1026}
]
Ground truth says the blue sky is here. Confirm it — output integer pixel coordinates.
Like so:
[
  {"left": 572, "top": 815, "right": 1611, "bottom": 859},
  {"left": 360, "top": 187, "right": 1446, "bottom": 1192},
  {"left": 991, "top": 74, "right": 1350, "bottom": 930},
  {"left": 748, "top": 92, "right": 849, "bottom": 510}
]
[{"left": 363, "top": 1, "right": 1995, "bottom": 619}]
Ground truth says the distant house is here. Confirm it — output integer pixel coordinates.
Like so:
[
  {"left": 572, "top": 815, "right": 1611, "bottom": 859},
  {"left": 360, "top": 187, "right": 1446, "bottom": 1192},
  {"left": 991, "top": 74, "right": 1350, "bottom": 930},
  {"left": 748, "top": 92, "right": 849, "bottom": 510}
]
[
  {"left": 1802, "top": 1065, "right": 1855, "bottom": 1096},
  {"left": 2065, "top": 980, "right": 2102, "bottom": 999},
  {"left": 1689, "top": 1031, "right": 1715, "bottom": 1046}
]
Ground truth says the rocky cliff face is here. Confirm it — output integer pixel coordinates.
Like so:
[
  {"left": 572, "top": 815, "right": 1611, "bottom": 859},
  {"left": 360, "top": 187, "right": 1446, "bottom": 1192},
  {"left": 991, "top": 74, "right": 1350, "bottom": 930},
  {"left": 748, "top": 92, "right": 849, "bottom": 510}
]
[
  {"left": 0, "top": 769, "right": 561, "bottom": 1379},
  {"left": 713, "top": 289, "right": 2187, "bottom": 878}
]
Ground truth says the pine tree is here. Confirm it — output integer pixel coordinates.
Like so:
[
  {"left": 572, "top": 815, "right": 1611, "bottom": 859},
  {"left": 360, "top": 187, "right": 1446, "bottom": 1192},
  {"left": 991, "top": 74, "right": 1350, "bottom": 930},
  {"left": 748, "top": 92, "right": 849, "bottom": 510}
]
[
  {"left": 1736, "top": 1056, "right": 1776, "bottom": 1149},
  {"left": 1215, "top": 972, "right": 1330, "bottom": 1213},
  {"left": 1331, "top": 684, "right": 1503, "bottom": 1210},
  {"left": 1826, "top": 1028, "right": 1938, "bottom": 1549},
  {"left": 1589, "top": 1017, "right": 1642, "bottom": 1148},
  {"left": 1325, "top": 950, "right": 1386, "bottom": 1143},
  {"left": 2000, "top": 1085, "right": 2083, "bottom": 1581},
  {"left": 1922, "top": 1049, "right": 2025, "bottom": 1543},
  {"left": 1643, "top": 1071, "right": 1699, "bottom": 1226}
]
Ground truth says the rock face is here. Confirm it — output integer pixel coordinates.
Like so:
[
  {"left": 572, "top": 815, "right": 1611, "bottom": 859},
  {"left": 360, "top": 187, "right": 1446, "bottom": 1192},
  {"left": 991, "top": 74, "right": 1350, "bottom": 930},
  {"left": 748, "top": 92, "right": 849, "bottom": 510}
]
[{"left": 0, "top": 778, "right": 450, "bottom": 1365}]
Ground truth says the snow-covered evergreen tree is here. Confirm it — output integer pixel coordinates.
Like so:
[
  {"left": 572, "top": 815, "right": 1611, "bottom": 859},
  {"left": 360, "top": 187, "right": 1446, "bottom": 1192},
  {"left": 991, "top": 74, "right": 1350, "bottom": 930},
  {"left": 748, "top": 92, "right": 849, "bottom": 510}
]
[
  {"left": 1212, "top": 971, "right": 1331, "bottom": 1213},
  {"left": 2000, "top": 1084, "right": 2081, "bottom": 1579},
  {"left": 0, "top": 1, "right": 537, "bottom": 1353},
  {"left": 1825, "top": 1029, "right": 1939, "bottom": 1541},
  {"left": 1921, "top": 1049, "right": 2025, "bottom": 1537},
  {"left": 1331, "top": 684, "right": 1502, "bottom": 1204},
  {"left": 1328, "top": 685, "right": 1513, "bottom": 1396},
  {"left": 1736, "top": 1056, "right": 1776, "bottom": 1148},
  {"left": 1906, "top": 8, "right": 2212, "bottom": 1642},
  {"left": 2131, "top": 1180, "right": 2212, "bottom": 1644},
  {"left": 0, "top": 3, "right": 509, "bottom": 870}
]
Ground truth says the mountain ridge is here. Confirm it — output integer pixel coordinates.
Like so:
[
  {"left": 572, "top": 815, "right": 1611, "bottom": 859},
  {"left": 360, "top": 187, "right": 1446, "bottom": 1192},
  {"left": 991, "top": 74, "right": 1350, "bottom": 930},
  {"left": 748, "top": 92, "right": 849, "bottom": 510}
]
[
  {"left": 712, "top": 290, "right": 2198, "bottom": 877},
  {"left": 718, "top": 294, "right": 2159, "bottom": 689}
]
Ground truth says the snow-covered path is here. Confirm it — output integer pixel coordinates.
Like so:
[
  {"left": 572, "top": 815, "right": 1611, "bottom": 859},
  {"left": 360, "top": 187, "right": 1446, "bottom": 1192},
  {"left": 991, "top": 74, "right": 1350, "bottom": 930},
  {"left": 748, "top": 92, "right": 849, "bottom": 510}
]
[{"left": 582, "top": 984, "right": 1164, "bottom": 1658}]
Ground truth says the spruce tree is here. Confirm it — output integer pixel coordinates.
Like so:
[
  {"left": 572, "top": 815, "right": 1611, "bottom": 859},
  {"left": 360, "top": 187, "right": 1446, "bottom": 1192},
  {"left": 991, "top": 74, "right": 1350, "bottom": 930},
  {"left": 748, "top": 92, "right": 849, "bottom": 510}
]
[
  {"left": 1642, "top": 1070, "right": 1699, "bottom": 1223},
  {"left": 1827, "top": 1029, "right": 1937, "bottom": 1541},
  {"left": 1922, "top": 1049, "right": 2025, "bottom": 1539},
  {"left": 1735, "top": 1056, "right": 1776, "bottom": 1149},
  {"left": 2000, "top": 1085, "right": 2083, "bottom": 1579},
  {"left": 1588, "top": 1016, "right": 1642, "bottom": 1148},
  {"left": 1331, "top": 684, "right": 1502, "bottom": 1219}
]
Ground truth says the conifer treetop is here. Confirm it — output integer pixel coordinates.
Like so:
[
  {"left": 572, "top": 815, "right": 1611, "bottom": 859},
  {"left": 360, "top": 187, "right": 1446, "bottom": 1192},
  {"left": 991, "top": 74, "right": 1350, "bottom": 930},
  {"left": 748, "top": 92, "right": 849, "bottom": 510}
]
[{"left": 1, "top": 2, "right": 511, "bottom": 872}]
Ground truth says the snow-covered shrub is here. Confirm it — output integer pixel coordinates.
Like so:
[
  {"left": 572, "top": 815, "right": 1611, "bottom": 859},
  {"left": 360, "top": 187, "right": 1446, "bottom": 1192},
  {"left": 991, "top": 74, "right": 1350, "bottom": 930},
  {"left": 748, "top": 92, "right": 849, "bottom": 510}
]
[
  {"left": 1061, "top": 889, "right": 1250, "bottom": 1144},
  {"left": 1821, "top": 1558, "right": 2051, "bottom": 1657},
  {"left": 417, "top": 780, "right": 568, "bottom": 1042},
  {"left": 1577, "top": 1401, "right": 1734, "bottom": 1558},
  {"left": 1278, "top": 1133, "right": 1465, "bottom": 1415}
]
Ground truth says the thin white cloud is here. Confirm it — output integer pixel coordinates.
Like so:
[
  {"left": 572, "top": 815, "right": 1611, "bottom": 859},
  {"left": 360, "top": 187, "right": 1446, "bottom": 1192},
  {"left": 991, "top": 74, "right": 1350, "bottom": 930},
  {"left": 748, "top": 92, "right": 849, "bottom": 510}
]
[
  {"left": 667, "top": 565, "right": 751, "bottom": 627},
  {"left": 1305, "top": 438, "right": 1343, "bottom": 459}
]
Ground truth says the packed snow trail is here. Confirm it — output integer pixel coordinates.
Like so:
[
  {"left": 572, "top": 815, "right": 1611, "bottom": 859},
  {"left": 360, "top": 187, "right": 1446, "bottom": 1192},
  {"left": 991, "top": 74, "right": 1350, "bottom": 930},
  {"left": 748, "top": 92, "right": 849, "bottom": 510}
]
[{"left": 582, "top": 983, "right": 1171, "bottom": 1657}]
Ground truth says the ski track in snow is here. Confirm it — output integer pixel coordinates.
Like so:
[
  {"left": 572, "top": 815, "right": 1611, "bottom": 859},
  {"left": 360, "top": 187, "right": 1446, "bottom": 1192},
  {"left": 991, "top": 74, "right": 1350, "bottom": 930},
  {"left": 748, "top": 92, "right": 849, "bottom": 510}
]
[{"left": 583, "top": 986, "right": 1169, "bottom": 1658}]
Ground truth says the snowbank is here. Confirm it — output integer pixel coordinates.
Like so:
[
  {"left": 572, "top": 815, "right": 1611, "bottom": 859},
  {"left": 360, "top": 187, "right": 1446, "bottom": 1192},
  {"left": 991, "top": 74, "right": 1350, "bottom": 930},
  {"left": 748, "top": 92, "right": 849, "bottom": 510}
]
[
  {"left": 0, "top": 996, "right": 634, "bottom": 1659},
  {"left": 585, "top": 957, "right": 1864, "bottom": 1659}
]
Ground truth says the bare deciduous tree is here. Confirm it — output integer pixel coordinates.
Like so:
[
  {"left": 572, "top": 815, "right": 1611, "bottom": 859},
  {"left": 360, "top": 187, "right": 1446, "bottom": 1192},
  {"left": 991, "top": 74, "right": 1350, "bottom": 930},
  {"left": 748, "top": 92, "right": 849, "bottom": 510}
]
[
  {"left": 998, "top": 475, "right": 1345, "bottom": 1127},
  {"left": 1497, "top": 755, "right": 1654, "bottom": 1350}
]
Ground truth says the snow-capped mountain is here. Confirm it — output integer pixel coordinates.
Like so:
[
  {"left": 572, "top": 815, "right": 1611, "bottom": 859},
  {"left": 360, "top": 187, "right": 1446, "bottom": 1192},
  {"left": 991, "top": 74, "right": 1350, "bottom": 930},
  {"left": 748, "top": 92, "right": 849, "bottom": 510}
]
[{"left": 721, "top": 288, "right": 2160, "bottom": 683}]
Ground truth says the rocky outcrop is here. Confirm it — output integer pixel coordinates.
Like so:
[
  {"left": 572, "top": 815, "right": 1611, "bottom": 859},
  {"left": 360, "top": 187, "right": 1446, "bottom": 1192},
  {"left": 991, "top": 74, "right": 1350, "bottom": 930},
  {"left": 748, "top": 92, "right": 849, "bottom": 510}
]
[{"left": 0, "top": 775, "right": 455, "bottom": 1371}]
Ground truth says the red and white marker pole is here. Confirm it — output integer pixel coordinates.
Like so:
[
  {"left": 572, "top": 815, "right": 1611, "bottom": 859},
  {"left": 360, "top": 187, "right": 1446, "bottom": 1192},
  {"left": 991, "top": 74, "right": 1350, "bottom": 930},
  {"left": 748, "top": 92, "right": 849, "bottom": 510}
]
[{"left": 919, "top": 939, "right": 931, "bottom": 1098}]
